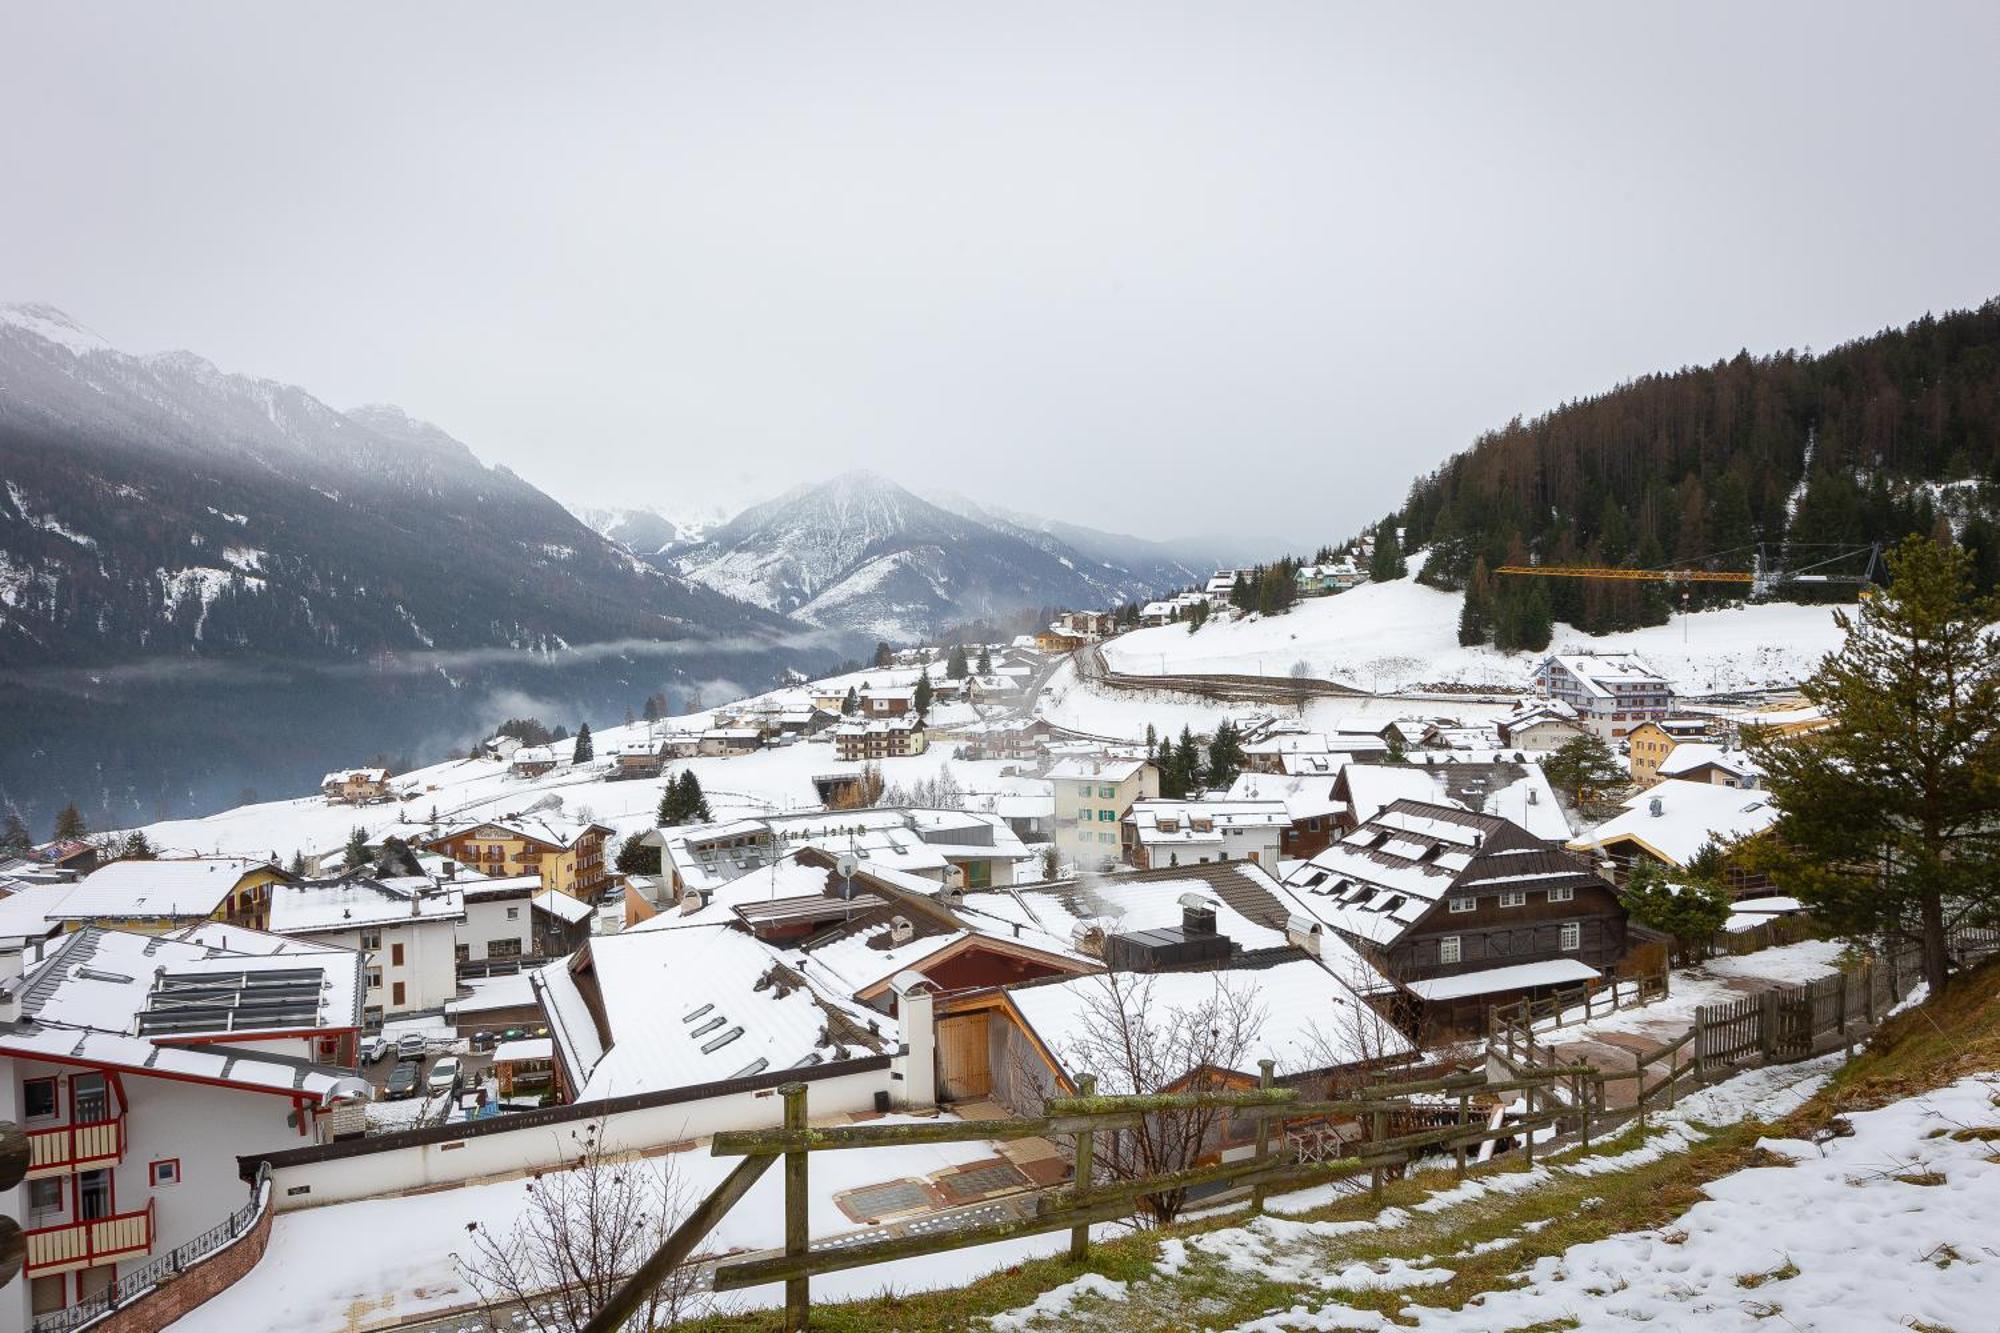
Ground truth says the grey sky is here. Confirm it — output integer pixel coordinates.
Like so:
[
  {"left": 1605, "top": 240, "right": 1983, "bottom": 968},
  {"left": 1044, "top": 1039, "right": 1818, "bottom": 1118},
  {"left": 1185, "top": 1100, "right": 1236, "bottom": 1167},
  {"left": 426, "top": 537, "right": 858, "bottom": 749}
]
[{"left": 3, "top": 3, "right": 1996, "bottom": 547}]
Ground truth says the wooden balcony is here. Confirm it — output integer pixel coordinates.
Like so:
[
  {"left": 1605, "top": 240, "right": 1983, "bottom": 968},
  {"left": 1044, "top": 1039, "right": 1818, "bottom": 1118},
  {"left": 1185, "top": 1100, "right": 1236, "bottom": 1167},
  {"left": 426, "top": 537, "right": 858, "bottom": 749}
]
[
  {"left": 25, "top": 1115, "right": 125, "bottom": 1179},
  {"left": 25, "top": 1200, "right": 154, "bottom": 1275}
]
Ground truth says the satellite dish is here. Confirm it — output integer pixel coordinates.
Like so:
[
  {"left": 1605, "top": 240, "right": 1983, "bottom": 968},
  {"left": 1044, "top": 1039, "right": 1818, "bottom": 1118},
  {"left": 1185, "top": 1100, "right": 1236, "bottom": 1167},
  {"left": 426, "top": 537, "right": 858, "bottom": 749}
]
[{"left": 835, "top": 853, "right": 859, "bottom": 879}]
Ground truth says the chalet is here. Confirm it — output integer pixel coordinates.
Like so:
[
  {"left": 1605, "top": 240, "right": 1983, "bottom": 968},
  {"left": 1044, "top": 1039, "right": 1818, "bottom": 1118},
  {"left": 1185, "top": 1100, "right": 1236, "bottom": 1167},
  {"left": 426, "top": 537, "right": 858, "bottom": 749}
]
[
  {"left": 834, "top": 716, "right": 927, "bottom": 761},
  {"left": 0, "top": 929, "right": 366, "bottom": 1326},
  {"left": 611, "top": 737, "right": 669, "bottom": 779},
  {"left": 1330, "top": 763, "right": 1446, "bottom": 832},
  {"left": 492, "top": 1037, "right": 555, "bottom": 1099},
  {"left": 423, "top": 816, "right": 613, "bottom": 902},
  {"left": 1056, "top": 610, "right": 1117, "bottom": 640},
  {"left": 697, "top": 728, "right": 763, "bottom": 756},
  {"left": 857, "top": 686, "right": 917, "bottom": 717},
  {"left": 1567, "top": 779, "right": 1778, "bottom": 893},
  {"left": 266, "top": 875, "right": 465, "bottom": 1020},
  {"left": 989, "top": 793, "right": 1055, "bottom": 844},
  {"left": 1625, "top": 717, "right": 1716, "bottom": 785},
  {"left": 1532, "top": 653, "right": 1674, "bottom": 740},
  {"left": 1294, "top": 558, "right": 1364, "bottom": 597},
  {"left": 954, "top": 716, "right": 1053, "bottom": 761},
  {"left": 1495, "top": 700, "right": 1591, "bottom": 754},
  {"left": 509, "top": 745, "right": 558, "bottom": 778},
  {"left": 1655, "top": 742, "right": 1763, "bottom": 790},
  {"left": 1122, "top": 798, "right": 1290, "bottom": 869},
  {"left": 1033, "top": 626, "right": 1086, "bottom": 653},
  {"left": 1737, "top": 702, "right": 1829, "bottom": 738},
  {"left": 320, "top": 766, "right": 392, "bottom": 804},
  {"left": 1205, "top": 569, "right": 1252, "bottom": 598},
  {"left": 1284, "top": 800, "right": 1628, "bottom": 1030},
  {"left": 1049, "top": 756, "right": 1160, "bottom": 872},
  {"left": 1224, "top": 772, "right": 1345, "bottom": 860},
  {"left": 27, "top": 840, "right": 100, "bottom": 877},
  {"left": 965, "top": 673, "right": 1027, "bottom": 706},
  {"left": 48, "top": 858, "right": 291, "bottom": 935},
  {"left": 455, "top": 870, "right": 541, "bottom": 971}
]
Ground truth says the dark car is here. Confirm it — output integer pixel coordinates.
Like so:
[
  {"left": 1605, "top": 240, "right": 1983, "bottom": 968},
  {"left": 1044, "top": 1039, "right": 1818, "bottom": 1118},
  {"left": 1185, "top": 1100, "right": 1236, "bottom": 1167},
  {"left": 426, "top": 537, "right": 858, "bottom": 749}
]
[{"left": 384, "top": 1059, "right": 423, "bottom": 1100}]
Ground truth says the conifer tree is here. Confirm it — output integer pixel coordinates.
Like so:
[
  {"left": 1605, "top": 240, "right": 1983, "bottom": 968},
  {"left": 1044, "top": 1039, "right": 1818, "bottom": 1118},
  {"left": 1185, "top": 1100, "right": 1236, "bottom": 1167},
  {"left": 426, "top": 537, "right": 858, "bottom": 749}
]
[
  {"left": 913, "top": 674, "right": 934, "bottom": 719},
  {"left": 1542, "top": 733, "right": 1626, "bottom": 803},
  {"left": 1457, "top": 557, "right": 1494, "bottom": 646},
  {"left": 1746, "top": 536, "right": 2000, "bottom": 994},
  {"left": 1369, "top": 518, "right": 1406, "bottom": 581},
  {"left": 842, "top": 686, "right": 859, "bottom": 716},
  {"left": 947, "top": 645, "right": 970, "bottom": 679},
  {"left": 977, "top": 644, "right": 992, "bottom": 674},
  {"left": 573, "top": 724, "right": 594, "bottom": 763},
  {"left": 679, "top": 770, "right": 712, "bottom": 824},
  {"left": 53, "top": 803, "right": 87, "bottom": 841},
  {"left": 1205, "top": 719, "right": 1245, "bottom": 787},
  {"left": 0, "top": 812, "right": 29, "bottom": 853},
  {"left": 119, "top": 830, "right": 156, "bottom": 861},
  {"left": 873, "top": 641, "right": 894, "bottom": 668},
  {"left": 343, "top": 825, "right": 370, "bottom": 870}
]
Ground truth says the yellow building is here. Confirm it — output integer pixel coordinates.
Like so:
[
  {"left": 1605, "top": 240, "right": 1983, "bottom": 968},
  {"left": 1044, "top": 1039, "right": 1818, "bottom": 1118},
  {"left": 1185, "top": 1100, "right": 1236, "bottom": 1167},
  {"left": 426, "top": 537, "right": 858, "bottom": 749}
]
[
  {"left": 49, "top": 857, "right": 291, "bottom": 934},
  {"left": 1626, "top": 718, "right": 1715, "bottom": 786},
  {"left": 425, "top": 816, "right": 613, "bottom": 902}
]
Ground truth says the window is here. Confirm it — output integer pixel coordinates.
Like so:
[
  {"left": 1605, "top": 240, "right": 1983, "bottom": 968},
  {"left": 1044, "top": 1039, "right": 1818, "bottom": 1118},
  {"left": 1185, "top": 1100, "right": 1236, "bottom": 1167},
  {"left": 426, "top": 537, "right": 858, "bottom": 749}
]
[
  {"left": 27, "top": 1178, "right": 63, "bottom": 1219},
  {"left": 488, "top": 938, "right": 523, "bottom": 959},
  {"left": 391, "top": 942, "right": 405, "bottom": 966},
  {"left": 1548, "top": 886, "right": 1574, "bottom": 903},
  {"left": 454, "top": 944, "right": 470, "bottom": 964},
  {"left": 1306, "top": 818, "right": 1321, "bottom": 832},
  {"left": 1448, "top": 896, "right": 1475, "bottom": 913},
  {"left": 506, "top": 906, "right": 520, "bottom": 920},
  {"left": 1499, "top": 890, "right": 1527, "bottom": 908},
  {"left": 30, "top": 1274, "right": 64, "bottom": 1317},
  {"left": 365, "top": 967, "right": 383, "bottom": 991},
  {"left": 391, "top": 982, "right": 407, "bottom": 1006},
  {"left": 358, "top": 929, "right": 381, "bottom": 952},
  {"left": 1098, "top": 810, "right": 1115, "bottom": 822},
  {"left": 149, "top": 1159, "right": 181, "bottom": 1187},
  {"left": 1100, "top": 785, "right": 1117, "bottom": 799},
  {"left": 23, "top": 1077, "right": 57, "bottom": 1120},
  {"left": 1439, "top": 936, "right": 1461, "bottom": 965},
  {"left": 1560, "top": 922, "right": 1581, "bottom": 952}
]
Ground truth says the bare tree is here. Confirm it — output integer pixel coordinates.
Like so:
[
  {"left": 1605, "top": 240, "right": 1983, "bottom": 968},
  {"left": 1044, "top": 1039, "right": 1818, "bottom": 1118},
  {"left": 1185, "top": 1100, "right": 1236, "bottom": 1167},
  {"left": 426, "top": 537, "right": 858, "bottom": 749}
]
[
  {"left": 1052, "top": 971, "right": 1265, "bottom": 1225},
  {"left": 454, "top": 1121, "right": 707, "bottom": 1332},
  {"left": 1287, "top": 658, "right": 1316, "bottom": 715}
]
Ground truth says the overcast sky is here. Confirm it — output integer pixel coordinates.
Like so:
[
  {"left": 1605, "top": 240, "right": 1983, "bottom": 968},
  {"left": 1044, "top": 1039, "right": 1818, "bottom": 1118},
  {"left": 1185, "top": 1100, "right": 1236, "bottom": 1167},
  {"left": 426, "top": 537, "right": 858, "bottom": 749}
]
[{"left": 3, "top": 3, "right": 1996, "bottom": 546}]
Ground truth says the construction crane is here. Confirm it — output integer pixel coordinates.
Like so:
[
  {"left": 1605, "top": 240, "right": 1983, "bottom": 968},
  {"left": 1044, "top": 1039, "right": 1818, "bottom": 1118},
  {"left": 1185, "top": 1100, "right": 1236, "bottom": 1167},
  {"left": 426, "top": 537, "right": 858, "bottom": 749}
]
[{"left": 1496, "top": 543, "right": 1880, "bottom": 597}]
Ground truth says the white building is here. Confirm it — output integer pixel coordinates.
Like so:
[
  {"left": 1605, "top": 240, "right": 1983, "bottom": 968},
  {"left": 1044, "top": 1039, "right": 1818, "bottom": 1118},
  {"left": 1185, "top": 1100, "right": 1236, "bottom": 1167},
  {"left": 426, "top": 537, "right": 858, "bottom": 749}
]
[
  {"left": 456, "top": 871, "right": 539, "bottom": 969},
  {"left": 0, "top": 928, "right": 366, "bottom": 1330},
  {"left": 266, "top": 877, "right": 465, "bottom": 1021},
  {"left": 1049, "top": 757, "right": 1160, "bottom": 872},
  {"left": 1123, "top": 798, "right": 1290, "bottom": 870},
  {"left": 1533, "top": 652, "right": 1674, "bottom": 740}
]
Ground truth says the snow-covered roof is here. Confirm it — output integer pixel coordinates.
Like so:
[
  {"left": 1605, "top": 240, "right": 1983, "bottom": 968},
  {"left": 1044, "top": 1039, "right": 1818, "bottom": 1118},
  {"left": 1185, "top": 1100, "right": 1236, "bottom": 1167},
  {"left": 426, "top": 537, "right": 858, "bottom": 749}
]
[
  {"left": 532, "top": 888, "right": 594, "bottom": 924},
  {"left": 459, "top": 872, "right": 542, "bottom": 900},
  {"left": 510, "top": 745, "right": 557, "bottom": 765},
  {"left": 1338, "top": 765, "right": 1448, "bottom": 826},
  {"left": 167, "top": 921, "right": 345, "bottom": 957},
  {"left": 1401, "top": 958, "right": 1601, "bottom": 1001},
  {"left": 1006, "top": 958, "right": 1414, "bottom": 1088},
  {"left": 54, "top": 857, "right": 282, "bottom": 922},
  {"left": 322, "top": 767, "right": 389, "bottom": 786},
  {"left": 432, "top": 815, "right": 607, "bottom": 851},
  {"left": 835, "top": 716, "right": 924, "bottom": 736},
  {"left": 1478, "top": 768, "right": 1572, "bottom": 843},
  {"left": 1048, "top": 757, "right": 1152, "bottom": 784},
  {"left": 0, "top": 883, "right": 73, "bottom": 942},
  {"left": 1657, "top": 743, "right": 1764, "bottom": 783},
  {"left": 1125, "top": 799, "right": 1291, "bottom": 847},
  {"left": 1540, "top": 652, "right": 1669, "bottom": 696},
  {"left": 1224, "top": 772, "right": 1346, "bottom": 824},
  {"left": 1570, "top": 779, "right": 1778, "bottom": 867},
  {"left": 653, "top": 808, "right": 1033, "bottom": 899},
  {"left": 535, "top": 925, "right": 888, "bottom": 1101},
  {"left": 493, "top": 1037, "right": 553, "bottom": 1063},
  {"left": 267, "top": 877, "right": 466, "bottom": 935}
]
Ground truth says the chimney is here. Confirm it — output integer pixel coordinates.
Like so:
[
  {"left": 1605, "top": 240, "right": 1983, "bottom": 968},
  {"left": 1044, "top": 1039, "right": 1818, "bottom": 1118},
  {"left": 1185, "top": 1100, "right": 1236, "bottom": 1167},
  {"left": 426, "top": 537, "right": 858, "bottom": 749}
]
[
  {"left": 1527, "top": 787, "right": 1539, "bottom": 805},
  {"left": 1178, "top": 892, "right": 1217, "bottom": 935},
  {"left": 1284, "top": 914, "right": 1322, "bottom": 957},
  {"left": 889, "top": 971, "right": 937, "bottom": 1109},
  {"left": 0, "top": 947, "right": 24, "bottom": 1023},
  {"left": 1648, "top": 796, "right": 1664, "bottom": 818},
  {"left": 889, "top": 915, "right": 914, "bottom": 945}
]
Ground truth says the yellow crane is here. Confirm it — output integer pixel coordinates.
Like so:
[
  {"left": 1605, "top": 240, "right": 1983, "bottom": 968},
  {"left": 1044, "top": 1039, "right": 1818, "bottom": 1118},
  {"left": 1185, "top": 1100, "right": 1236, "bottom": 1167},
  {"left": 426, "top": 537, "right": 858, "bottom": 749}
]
[
  {"left": 1493, "top": 565, "right": 1751, "bottom": 584},
  {"left": 1495, "top": 543, "right": 1880, "bottom": 595}
]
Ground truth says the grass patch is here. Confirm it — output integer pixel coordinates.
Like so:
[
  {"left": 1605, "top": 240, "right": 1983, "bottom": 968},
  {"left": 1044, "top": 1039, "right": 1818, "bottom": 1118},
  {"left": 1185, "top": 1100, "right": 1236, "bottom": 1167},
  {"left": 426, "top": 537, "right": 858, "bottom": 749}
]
[
  {"left": 1735, "top": 1257, "right": 1800, "bottom": 1288},
  {"left": 1893, "top": 1170, "right": 1948, "bottom": 1187}
]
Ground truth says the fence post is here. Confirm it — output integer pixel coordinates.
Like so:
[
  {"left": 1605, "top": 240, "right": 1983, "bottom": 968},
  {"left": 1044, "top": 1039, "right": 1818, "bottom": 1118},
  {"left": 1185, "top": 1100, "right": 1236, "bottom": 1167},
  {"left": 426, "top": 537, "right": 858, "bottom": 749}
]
[
  {"left": 1836, "top": 973, "right": 1848, "bottom": 1037},
  {"left": 1453, "top": 1089, "right": 1469, "bottom": 1182},
  {"left": 1577, "top": 1072, "right": 1591, "bottom": 1150},
  {"left": 1251, "top": 1059, "right": 1274, "bottom": 1214},
  {"left": 1864, "top": 960, "right": 1877, "bottom": 1025},
  {"left": 1069, "top": 1074, "right": 1096, "bottom": 1263},
  {"left": 1368, "top": 1097, "right": 1387, "bottom": 1203},
  {"left": 1635, "top": 1049, "right": 1647, "bottom": 1131},
  {"left": 1758, "top": 990, "right": 1780, "bottom": 1064},
  {"left": 782, "top": 1082, "right": 810, "bottom": 1333},
  {"left": 1522, "top": 1079, "right": 1535, "bottom": 1169}
]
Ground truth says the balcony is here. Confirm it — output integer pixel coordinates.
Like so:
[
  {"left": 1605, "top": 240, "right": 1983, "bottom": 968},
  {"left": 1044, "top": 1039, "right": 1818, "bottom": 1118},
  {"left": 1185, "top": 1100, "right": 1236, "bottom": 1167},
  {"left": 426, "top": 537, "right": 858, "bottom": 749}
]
[
  {"left": 25, "top": 1200, "right": 154, "bottom": 1275},
  {"left": 26, "top": 1114, "right": 126, "bottom": 1179}
]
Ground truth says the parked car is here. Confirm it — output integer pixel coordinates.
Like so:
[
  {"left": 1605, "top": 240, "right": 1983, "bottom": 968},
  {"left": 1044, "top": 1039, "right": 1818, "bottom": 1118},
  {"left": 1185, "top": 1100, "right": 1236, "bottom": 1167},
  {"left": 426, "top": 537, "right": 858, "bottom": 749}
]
[
  {"left": 384, "top": 1060, "right": 422, "bottom": 1100},
  {"left": 360, "top": 1034, "right": 392, "bottom": 1063},
  {"left": 470, "top": 1030, "right": 497, "bottom": 1052},
  {"left": 396, "top": 1031, "right": 428, "bottom": 1060},
  {"left": 426, "top": 1057, "right": 462, "bottom": 1096}
]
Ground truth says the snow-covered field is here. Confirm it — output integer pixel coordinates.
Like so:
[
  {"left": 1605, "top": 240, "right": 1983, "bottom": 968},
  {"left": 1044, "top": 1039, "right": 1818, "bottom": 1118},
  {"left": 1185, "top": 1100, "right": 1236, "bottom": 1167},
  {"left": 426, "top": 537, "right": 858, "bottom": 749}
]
[
  {"left": 1103, "top": 576, "right": 1848, "bottom": 696},
  {"left": 171, "top": 1113, "right": 1083, "bottom": 1331}
]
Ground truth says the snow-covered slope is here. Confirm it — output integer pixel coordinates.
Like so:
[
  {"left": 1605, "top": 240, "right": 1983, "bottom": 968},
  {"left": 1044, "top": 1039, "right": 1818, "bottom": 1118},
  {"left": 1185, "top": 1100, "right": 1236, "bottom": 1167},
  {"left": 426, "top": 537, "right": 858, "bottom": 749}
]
[{"left": 1102, "top": 571, "right": 1848, "bottom": 696}]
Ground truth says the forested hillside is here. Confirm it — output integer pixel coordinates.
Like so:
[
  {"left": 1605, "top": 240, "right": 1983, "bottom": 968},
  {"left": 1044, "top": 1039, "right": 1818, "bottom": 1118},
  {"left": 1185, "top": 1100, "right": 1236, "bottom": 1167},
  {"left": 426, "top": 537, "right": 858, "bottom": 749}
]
[{"left": 1399, "top": 299, "right": 2000, "bottom": 649}]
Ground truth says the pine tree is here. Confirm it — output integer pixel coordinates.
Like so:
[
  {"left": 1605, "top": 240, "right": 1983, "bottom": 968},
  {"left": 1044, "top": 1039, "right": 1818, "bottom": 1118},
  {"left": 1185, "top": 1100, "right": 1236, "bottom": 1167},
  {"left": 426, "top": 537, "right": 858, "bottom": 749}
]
[
  {"left": 947, "top": 645, "right": 970, "bottom": 679},
  {"left": 842, "top": 686, "right": 859, "bottom": 716},
  {"left": 1205, "top": 719, "right": 1245, "bottom": 787},
  {"left": 679, "top": 770, "right": 712, "bottom": 824},
  {"left": 1458, "top": 557, "right": 1494, "bottom": 646},
  {"left": 1369, "top": 518, "right": 1406, "bottom": 581},
  {"left": 873, "top": 641, "right": 895, "bottom": 669},
  {"left": 287, "top": 849, "right": 308, "bottom": 876},
  {"left": 53, "top": 803, "right": 87, "bottom": 841},
  {"left": 573, "top": 724, "right": 594, "bottom": 763},
  {"left": 657, "top": 774, "right": 684, "bottom": 826},
  {"left": 615, "top": 833, "right": 662, "bottom": 876},
  {"left": 1620, "top": 855, "right": 1731, "bottom": 967},
  {"left": 913, "top": 674, "right": 934, "bottom": 719},
  {"left": 977, "top": 644, "right": 992, "bottom": 674},
  {"left": 343, "top": 826, "right": 371, "bottom": 871},
  {"left": 1144, "top": 723, "right": 1158, "bottom": 758},
  {"left": 0, "top": 811, "right": 29, "bottom": 853},
  {"left": 119, "top": 830, "right": 156, "bottom": 861},
  {"left": 1543, "top": 733, "right": 1627, "bottom": 802},
  {"left": 1746, "top": 536, "right": 2000, "bottom": 994}
]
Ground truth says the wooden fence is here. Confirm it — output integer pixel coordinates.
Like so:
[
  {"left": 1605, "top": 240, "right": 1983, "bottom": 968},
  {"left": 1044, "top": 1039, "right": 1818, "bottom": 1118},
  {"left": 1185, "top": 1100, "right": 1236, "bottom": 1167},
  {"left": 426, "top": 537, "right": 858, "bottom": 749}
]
[
  {"left": 1488, "top": 968, "right": 1668, "bottom": 1045},
  {"left": 580, "top": 1061, "right": 1605, "bottom": 1332}
]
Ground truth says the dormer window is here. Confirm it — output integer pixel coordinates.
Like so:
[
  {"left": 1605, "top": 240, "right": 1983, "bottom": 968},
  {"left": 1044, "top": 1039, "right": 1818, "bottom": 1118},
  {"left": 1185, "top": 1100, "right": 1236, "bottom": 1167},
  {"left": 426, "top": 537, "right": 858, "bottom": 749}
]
[{"left": 1448, "top": 896, "right": 1475, "bottom": 913}]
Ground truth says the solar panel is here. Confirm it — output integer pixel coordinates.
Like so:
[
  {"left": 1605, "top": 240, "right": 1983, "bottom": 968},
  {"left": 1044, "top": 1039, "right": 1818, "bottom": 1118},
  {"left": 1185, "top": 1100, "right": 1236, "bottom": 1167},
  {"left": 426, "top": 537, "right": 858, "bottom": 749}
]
[{"left": 135, "top": 966, "right": 328, "bottom": 1034}]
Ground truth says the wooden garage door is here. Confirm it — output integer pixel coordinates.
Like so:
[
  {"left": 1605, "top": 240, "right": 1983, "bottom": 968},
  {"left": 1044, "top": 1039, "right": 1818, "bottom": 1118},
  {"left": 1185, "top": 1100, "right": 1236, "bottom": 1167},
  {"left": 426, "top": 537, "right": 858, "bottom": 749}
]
[{"left": 936, "top": 1013, "right": 992, "bottom": 1102}]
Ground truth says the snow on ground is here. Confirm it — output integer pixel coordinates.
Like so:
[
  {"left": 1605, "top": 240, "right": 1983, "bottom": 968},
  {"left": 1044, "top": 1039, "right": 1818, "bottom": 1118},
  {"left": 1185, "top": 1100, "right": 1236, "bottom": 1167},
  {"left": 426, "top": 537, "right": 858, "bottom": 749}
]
[
  {"left": 127, "top": 715, "right": 1048, "bottom": 862},
  {"left": 1102, "top": 575, "right": 1848, "bottom": 696},
  {"left": 1230, "top": 1071, "right": 2000, "bottom": 1332},
  {"left": 1540, "top": 937, "right": 1849, "bottom": 1042},
  {"left": 173, "top": 1113, "right": 1071, "bottom": 1331}
]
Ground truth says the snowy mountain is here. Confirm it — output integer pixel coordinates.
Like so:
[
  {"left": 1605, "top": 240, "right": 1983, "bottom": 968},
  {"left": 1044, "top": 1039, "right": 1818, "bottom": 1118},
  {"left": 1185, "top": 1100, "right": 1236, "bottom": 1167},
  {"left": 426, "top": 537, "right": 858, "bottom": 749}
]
[
  {"left": 667, "top": 471, "right": 1203, "bottom": 640},
  {"left": 0, "top": 304, "right": 829, "bottom": 829},
  {"left": 570, "top": 500, "right": 733, "bottom": 557}
]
